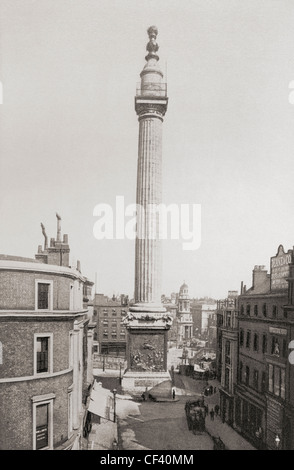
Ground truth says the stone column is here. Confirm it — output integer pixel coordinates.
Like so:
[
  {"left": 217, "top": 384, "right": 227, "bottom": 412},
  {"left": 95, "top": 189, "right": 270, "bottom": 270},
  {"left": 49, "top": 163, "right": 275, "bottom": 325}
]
[
  {"left": 135, "top": 116, "right": 163, "bottom": 306},
  {"left": 121, "top": 27, "right": 172, "bottom": 396}
]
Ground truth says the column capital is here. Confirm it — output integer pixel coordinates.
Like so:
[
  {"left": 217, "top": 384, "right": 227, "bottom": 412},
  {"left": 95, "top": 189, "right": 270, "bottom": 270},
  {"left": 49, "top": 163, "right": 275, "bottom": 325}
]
[{"left": 135, "top": 99, "right": 168, "bottom": 120}]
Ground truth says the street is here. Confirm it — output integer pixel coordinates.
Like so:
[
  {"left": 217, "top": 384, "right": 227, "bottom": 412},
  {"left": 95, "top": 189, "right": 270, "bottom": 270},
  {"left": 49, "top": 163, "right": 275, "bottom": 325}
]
[{"left": 118, "top": 373, "right": 216, "bottom": 450}]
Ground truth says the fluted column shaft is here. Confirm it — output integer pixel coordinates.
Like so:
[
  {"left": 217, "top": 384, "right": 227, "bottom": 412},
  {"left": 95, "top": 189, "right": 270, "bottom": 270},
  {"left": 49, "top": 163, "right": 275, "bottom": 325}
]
[{"left": 135, "top": 115, "right": 163, "bottom": 305}]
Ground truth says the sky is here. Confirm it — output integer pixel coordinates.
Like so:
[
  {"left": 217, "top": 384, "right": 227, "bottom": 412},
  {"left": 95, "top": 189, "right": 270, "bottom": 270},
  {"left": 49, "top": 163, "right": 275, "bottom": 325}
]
[{"left": 0, "top": 0, "right": 294, "bottom": 300}]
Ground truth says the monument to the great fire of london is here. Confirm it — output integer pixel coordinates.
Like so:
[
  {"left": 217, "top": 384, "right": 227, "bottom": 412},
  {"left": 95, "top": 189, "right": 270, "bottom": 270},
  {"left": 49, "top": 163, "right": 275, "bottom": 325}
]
[{"left": 122, "top": 26, "right": 173, "bottom": 396}]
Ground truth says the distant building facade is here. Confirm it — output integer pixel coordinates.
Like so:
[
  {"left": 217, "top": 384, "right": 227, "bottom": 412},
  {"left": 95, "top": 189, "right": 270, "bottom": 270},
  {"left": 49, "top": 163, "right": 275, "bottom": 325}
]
[
  {"left": 94, "top": 294, "right": 129, "bottom": 357},
  {"left": 216, "top": 291, "right": 239, "bottom": 426},
  {"left": 176, "top": 283, "right": 193, "bottom": 345},
  {"left": 0, "top": 216, "right": 94, "bottom": 450},
  {"left": 218, "top": 245, "right": 294, "bottom": 450}
]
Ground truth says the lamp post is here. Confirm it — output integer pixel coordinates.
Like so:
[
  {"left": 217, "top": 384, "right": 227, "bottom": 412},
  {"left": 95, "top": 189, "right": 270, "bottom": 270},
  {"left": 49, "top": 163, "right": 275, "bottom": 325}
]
[
  {"left": 112, "top": 389, "right": 117, "bottom": 423},
  {"left": 275, "top": 434, "right": 281, "bottom": 450}
]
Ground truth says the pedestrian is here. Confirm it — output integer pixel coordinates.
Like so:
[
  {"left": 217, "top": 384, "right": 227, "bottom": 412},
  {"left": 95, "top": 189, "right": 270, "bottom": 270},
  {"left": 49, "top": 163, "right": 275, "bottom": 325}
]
[
  {"left": 205, "top": 404, "right": 208, "bottom": 417},
  {"left": 172, "top": 388, "right": 175, "bottom": 400},
  {"left": 214, "top": 404, "right": 219, "bottom": 416},
  {"left": 209, "top": 385, "right": 213, "bottom": 395},
  {"left": 210, "top": 409, "right": 215, "bottom": 421},
  {"left": 214, "top": 386, "right": 217, "bottom": 394}
]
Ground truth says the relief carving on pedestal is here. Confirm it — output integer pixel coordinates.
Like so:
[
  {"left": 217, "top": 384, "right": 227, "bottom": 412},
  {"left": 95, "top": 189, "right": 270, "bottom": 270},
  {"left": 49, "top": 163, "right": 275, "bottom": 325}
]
[{"left": 130, "top": 334, "right": 165, "bottom": 372}]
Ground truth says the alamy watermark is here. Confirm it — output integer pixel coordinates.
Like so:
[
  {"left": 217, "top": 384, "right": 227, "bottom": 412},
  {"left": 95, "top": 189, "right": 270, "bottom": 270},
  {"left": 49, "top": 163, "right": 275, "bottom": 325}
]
[{"left": 93, "top": 196, "right": 201, "bottom": 251}]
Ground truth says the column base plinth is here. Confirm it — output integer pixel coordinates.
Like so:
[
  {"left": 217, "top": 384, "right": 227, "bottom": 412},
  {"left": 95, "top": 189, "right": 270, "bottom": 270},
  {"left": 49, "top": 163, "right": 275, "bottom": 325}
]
[{"left": 121, "top": 370, "right": 172, "bottom": 398}]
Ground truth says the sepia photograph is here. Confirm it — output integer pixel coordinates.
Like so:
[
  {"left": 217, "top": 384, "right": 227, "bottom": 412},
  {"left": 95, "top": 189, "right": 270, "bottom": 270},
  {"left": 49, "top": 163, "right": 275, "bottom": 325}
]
[{"left": 0, "top": 0, "right": 294, "bottom": 454}]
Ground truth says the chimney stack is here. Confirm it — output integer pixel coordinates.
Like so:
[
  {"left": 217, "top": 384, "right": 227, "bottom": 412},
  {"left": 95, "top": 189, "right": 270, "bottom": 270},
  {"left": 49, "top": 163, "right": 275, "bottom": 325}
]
[{"left": 56, "top": 213, "right": 62, "bottom": 242}]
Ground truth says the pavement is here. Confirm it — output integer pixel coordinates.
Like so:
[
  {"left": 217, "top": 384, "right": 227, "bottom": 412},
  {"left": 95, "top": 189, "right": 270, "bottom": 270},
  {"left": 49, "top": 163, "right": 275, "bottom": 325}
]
[{"left": 84, "top": 369, "right": 256, "bottom": 451}]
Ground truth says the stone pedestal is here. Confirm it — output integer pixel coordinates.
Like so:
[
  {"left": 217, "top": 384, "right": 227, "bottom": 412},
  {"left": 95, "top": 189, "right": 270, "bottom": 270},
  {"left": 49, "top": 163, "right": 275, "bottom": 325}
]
[
  {"left": 121, "top": 314, "right": 172, "bottom": 397},
  {"left": 122, "top": 371, "right": 171, "bottom": 396}
]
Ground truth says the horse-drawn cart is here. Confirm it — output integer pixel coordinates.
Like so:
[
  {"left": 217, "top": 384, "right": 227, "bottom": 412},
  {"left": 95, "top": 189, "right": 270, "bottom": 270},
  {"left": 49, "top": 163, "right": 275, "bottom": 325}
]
[{"left": 185, "top": 399, "right": 206, "bottom": 435}]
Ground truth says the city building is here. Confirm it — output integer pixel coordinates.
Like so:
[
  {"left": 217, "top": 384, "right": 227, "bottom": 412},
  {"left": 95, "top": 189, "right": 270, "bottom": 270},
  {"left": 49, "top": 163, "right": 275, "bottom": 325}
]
[
  {"left": 94, "top": 294, "right": 128, "bottom": 357},
  {"left": 190, "top": 299, "right": 217, "bottom": 340},
  {"left": 0, "top": 215, "right": 94, "bottom": 450},
  {"left": 217, "top": 245, "right": 294, "bottom": 450},
  {"left": 216, "top": 291, "right": 239, "bottom": 425},
  {"left": 176, "top": 282, "right": 193, "bottom": 346},
  {"left": 235, "top": 253, "right": 292, "bottom": 449}
]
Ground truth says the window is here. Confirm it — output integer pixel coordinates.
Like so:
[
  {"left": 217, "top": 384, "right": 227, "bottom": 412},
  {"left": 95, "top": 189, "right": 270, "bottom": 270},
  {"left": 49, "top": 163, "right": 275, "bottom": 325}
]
[
  {"left": 111, "top": 329, "right": 117, "bottom": 338},
  {"left": 261, "top": 371, "right": 266, "bottom": 393},
  {"left": 240, "top": 329, "right": 244, "bottom": 347},
  {"left": 34, "top": 334, "right": 52, "bottom": 374},
  {"left": 268, "top": 364, "right": 285, "bottom": 399},
  {"left": 262, "top": 303, "right": 267, "bottom": 317},
  {"left": 281, "top": 369, "right": 286, "bottom": 399},
  {"left": 272, "top": 305, "right": 277, "bottom": 318},
  {"left": 225, "top": 367, "right": 230, "bottom": 389},
  {"left": 246, "top": 331, "right": 251, "bottom": 349},
  {"left": 38, "top": 284, "right": 49, "bottom": 309},
  {"left": 269, "top": 364, "right": 273, "bottom": 393},
  {"left": 240, "top": 304, "right": 244, "bottom": 315},
  {"left": 32, "top": 394, "right": 55, "bottom": 450},
  {"left": 254, "top": 304, "right": 258, "bottom": 316},
  {"left": 246, "top": 304, "right": 251, "bottom": 316},
  {"left": 35, "top": 281, "right": 53, "bottom": 311},
  {"left": 283, "top": 339, "right": 287, "bottom": 358},
  {"left": 225, "top": 340, "right": 230, "bottom": 365},
  {"left": 239, "top": 361, "right": 243, "bottom": 383},
  {"left": 262, "top": 334, "right": 267, "bottom": 354},
  {"left": 36, "top": 403, "right": 49, "bottom": 449},
  {"left": 112, "top": 309, "right": 116, "bottom": 316},
  {"left": 103, "top": 309, "right": 108, "bottom": 316},
  {"left": 226, "top": 312, "right": 232, "bottom": 328},
  {"left": 103, "top": 329, "right": 108, "bottom": 338},
  {"left": 253, "top": 369, "right": 259, "bottom": 390},
  {"left": 274, "top": 366, "right": 280, "bottom": 396},
  {"left": 253, "top": 333, "right": 259, "bottom": 352},
  {"left": 271, "top": 337, "right": 280, "bottom": 356},
  {"left": 245, "top": 366, "right": 250, "bottom": 386}
]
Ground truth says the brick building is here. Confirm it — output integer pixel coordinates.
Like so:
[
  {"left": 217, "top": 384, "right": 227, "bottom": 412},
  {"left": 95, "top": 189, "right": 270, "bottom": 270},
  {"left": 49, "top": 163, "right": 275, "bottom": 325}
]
[
  {"left": 0, "top": 215, "right": 94, "bottom": 450},
  {"left": 94, "top": 293, "right": 129, "bottom": 357},
  {"left": 217, "top": 245, "right": 294, "bottom": 450},
  {"left": 235, "top": 253, "right": 291, "bottom": 449}
]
